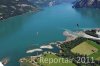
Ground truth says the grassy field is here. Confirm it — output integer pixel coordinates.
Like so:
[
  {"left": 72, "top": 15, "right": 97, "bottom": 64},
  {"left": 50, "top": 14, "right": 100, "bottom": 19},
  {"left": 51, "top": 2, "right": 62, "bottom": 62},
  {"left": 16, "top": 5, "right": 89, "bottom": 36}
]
[
  {"left": 38, "top": 53, "right": 76, "bottom": 66},
  {"left": 87, "top": 40, "right": 100, "bottom": 60},
  {"left": 96, "top": 57, "right": 100, "bottom": 61},
  {"left": 71, "top": 40, "right": 100, "bottom": 60},
  {"left": 71, "top": 41, "right": 98, "bottom": 55}
]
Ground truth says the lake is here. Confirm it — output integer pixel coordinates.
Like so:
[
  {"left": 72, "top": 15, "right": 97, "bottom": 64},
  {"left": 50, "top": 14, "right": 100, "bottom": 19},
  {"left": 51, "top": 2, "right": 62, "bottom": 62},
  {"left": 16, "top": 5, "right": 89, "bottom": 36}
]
[{"left": 0, "top": 3, "right": 100, "bottom": 66}]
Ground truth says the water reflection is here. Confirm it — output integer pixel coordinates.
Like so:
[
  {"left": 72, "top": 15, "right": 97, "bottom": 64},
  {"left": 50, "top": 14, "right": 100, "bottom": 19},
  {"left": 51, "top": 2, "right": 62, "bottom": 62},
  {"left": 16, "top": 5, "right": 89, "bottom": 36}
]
[
  {"left": 0, "top": 13, "right": 33, "bottom": 38},
  {"left": 75, "top": 8, "right": 100, "bottom": 23}
]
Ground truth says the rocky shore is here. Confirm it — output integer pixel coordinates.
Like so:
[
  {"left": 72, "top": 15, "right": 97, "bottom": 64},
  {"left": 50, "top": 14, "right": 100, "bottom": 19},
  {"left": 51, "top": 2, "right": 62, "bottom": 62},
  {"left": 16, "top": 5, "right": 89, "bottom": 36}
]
[{"left": 73, "top": 0, "right": 100, "bottom": 8}]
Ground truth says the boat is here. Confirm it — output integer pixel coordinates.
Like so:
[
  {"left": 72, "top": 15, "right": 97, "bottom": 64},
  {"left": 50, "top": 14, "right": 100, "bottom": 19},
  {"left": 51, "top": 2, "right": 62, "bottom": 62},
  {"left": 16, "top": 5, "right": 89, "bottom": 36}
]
[{"left": 36, "top": 32, "right": 39, "bottom": 36}]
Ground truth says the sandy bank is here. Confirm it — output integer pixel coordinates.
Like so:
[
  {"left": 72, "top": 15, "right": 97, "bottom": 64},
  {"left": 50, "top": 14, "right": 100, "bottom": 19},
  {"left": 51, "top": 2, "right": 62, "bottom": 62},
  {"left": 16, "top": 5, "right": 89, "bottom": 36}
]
[
  {"left": 40, "top": 45, "right": 53, "bottom": 49},
  {"left": 26, "top": 49, "right": 43, "bottom": 53}
]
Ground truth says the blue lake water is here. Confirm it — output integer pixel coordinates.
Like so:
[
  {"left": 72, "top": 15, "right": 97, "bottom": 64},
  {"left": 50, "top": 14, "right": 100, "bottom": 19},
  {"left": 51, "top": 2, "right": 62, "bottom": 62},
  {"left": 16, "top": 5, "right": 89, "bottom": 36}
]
[{"left": 0, "top": 3, "right": 100, "bottom": 66}]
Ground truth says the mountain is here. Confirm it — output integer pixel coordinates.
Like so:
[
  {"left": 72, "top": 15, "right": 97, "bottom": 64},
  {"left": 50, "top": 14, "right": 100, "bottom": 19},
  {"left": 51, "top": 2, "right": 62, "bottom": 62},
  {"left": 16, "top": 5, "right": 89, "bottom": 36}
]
[
  {"left": 0, "top": 0, "right": 75, "bottom": 20},
  {"left": 72, "top": 0, "right": 100, "bottom": 8},
  {"left": 0, "top": 0, "right": 68, "bottom": 20},
  {"left": 28, "top": 0, "right": 64, "bottom": 7},
  {"left": 0, "top": 0, "right": 38, "bottom": 20},
  {"left": 28, "top": 0, "right": 75, "bottom": 7}
]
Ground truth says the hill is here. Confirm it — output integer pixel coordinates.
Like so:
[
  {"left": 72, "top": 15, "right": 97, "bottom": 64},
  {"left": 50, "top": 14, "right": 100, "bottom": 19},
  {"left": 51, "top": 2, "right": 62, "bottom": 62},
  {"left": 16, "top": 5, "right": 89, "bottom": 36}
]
[
  {"left": 73, "top": 0, "right": 100, "bottom": 8},
  {"left": 0, "top": 0, "right": 38, "bottom": 20}
]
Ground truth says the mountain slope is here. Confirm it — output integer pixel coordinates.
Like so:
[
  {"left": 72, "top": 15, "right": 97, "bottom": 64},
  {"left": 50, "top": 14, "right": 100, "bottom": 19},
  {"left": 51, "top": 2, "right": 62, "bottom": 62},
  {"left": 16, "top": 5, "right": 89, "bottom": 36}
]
[
  {"left": 0, "top": 0, "right": 38, "bottom": 20},
  {"left": 73, "top": 0, "right": 100, "bottom": 8},
  {"left": 0, "top": 0, "right": 75, "bottom": 20}
]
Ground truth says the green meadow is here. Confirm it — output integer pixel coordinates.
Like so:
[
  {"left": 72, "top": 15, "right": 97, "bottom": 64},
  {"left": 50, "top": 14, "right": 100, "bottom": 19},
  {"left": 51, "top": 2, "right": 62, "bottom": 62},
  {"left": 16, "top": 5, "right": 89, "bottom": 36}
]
[
  {"left": 38, "top": 53, "right": 76, "bottom": 66},
  {"left": 71, "top": 40, "right": 100, "bottom": 60}
]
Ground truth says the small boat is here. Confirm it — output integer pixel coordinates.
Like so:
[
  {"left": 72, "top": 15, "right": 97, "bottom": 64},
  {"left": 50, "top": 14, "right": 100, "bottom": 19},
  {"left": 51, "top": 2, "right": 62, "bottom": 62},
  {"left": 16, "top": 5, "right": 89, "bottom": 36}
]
[
  {"left": 77, "top": 24, "right": 79, "bottom": 28},
  {"left": 36, "top": 32, "right": 39, "bottom": 36}
]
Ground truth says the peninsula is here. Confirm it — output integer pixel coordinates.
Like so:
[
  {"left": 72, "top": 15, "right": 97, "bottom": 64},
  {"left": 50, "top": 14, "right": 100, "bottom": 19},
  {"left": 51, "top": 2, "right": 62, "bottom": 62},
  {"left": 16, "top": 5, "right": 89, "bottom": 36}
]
[{"left": 19, "top": 29, "right": 100, "bottom": 66}]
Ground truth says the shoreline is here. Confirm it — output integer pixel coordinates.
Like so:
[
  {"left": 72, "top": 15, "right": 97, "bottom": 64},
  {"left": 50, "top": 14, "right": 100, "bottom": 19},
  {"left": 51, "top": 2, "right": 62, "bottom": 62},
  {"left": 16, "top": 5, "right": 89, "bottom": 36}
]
[
  {"left": 19, "top": 28, "right": 100, "bottom": 66},
  {"left": 0, "top": 2, "right": 68, "bottom": 21},
  {"left": 0, "top": 9, "right": 40, "bottom": 22},
  {"left": 40, "top": 45, "right": 53, "bottom": 49},
  {"left": 26, "top": 28, "right": 100, "bottom": 54},
  {"left": 26, "top": 48, "right": 43, "bottom": 53}
]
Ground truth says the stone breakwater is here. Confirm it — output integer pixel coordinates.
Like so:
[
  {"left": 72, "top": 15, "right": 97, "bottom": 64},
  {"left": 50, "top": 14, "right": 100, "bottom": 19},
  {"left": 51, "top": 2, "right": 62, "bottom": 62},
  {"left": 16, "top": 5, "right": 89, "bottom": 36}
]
[{"left": 63, "top": 30, "right": 78, "bottom": 42}]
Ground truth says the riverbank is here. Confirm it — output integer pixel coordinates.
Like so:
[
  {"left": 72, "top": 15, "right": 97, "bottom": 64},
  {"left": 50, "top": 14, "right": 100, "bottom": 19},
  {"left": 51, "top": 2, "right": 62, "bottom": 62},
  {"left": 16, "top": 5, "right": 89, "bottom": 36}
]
[
  {"left": 18, "top": 31, "right": 67, "bottom": 65},
  {"left": 77, "top": 28, "right": 100, "bottom": 41},
  {"left": 0, "top": 7, "right": 39, "bottom": 21},
  {"left": 26, "top": 43, "right": 61, "bottom": 54}
]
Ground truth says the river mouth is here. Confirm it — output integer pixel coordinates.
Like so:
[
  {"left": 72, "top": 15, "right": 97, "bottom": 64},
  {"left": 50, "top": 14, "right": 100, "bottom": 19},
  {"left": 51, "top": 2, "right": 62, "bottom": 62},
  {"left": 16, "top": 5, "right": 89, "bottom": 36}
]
[{"left": 0, "top": 3, "right": 100, "bottom": 66}]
